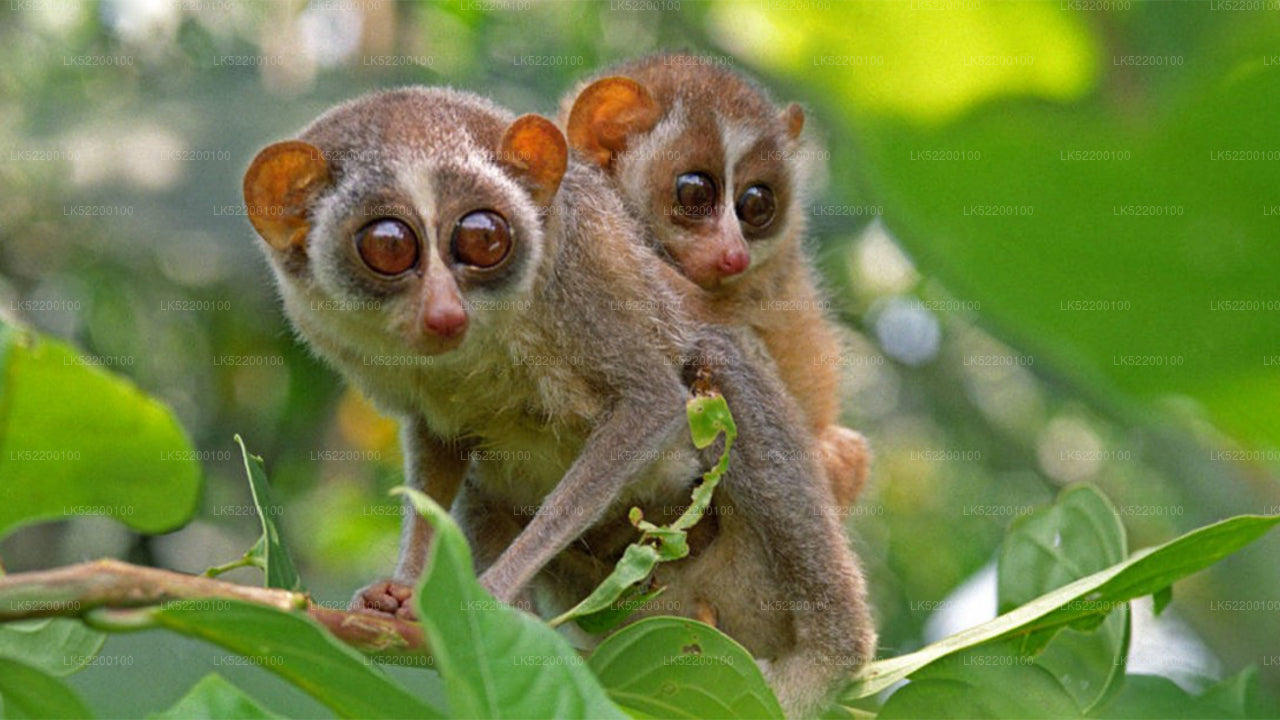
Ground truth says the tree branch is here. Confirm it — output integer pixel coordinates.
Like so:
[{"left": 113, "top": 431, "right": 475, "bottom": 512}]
[{"left": 0, "top": 559, "right": 428, "bottom": 660}]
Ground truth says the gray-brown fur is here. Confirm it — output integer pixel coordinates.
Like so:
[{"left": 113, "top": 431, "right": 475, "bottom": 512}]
[
  {"left": 561, "top": 53, "right": 873, "bottom": 510},
  {"left": 246, "top": 86, "right": 874, "bottom": 718}
]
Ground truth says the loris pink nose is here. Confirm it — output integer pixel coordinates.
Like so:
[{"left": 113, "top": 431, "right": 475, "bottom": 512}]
[
  {"left": 718, "top": 248, "right": 750, "bottom": 277},
  {"left": 424, "top": 304, "right": 468, "bottom": 338}
]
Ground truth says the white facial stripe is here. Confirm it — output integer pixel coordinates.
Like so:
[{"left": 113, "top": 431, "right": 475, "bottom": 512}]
[
  {"left": 395, "top": 159, "right": 440, "bottom": 262},
  {"left": 717, "top": 113, "right": 761, "bottom": 212},
  {"left": 388, "top": 121, "right": 545, "bottom": 303},
  {"left": 619, "top": 100, "right": 688, "bottom": 207}
]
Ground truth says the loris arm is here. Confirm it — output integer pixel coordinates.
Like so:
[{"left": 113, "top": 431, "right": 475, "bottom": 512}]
[
  {"left": 394, "top": 417, "right": 472, "bottom": 580},
  {"left": 353, "top": 418, "right": 470, "bottom": 618},
  {"left": 478, "top": 385, "right": 688, "bottom": 603}
]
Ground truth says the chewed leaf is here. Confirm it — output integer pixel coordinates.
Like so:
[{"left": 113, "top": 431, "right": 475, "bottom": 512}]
[
  {"left": 550, "top": 394, "right": 737, "bottom": 630},
  {"left": 687, "top": 394, "right": 735, "bottom": 450}
]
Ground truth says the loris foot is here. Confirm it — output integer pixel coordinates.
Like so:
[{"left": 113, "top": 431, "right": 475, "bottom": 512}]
[
  {"left": 820, "top": 426, "right": 871, "bottom": 510},
  {"left": 351, "top": 579, "right": 418, "bottom": 621}
]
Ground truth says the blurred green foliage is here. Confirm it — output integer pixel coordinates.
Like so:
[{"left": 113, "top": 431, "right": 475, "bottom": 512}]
[{"left": 0, "top": 0, "right": 1277, "bottom": 714}]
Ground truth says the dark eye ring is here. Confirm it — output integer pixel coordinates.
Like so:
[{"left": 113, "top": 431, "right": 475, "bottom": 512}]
[
  {"left": 452, "top": 210, "right": 512, "bottom": 269},
  {"left": 675, "top": 172, "right": 717, "bottom": 219},
  {"left": 735, "top": 184, "right": 776, "bottom": 229},
  {"left": 355, "top": 218, "right": 419, "bottom": 276}
]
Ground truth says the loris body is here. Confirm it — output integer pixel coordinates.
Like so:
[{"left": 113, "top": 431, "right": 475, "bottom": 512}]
[
  {"left": 563, "top": 55, "right": 871, "bottom": 508},
  {"left": 243, "top": 87, "right": 874, "bottom": 717}
]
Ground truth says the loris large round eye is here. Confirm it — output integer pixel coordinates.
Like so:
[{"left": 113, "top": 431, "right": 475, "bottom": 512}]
[
  {"left": 675, "top": 172, "right": 717, "bottom": 218},
  {"left": 736, "top": 185, "right": 776, "bottom": 229},
  {"left": 356, "top": 218, "right": 419, "bottom": 275},
  {"left": 452, "top": 210, "right": 512, "bottom": 269}
]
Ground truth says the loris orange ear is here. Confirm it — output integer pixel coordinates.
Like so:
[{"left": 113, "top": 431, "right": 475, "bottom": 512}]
[
  {"left": 566, "top": 77, "right": 661, "bottom": 168},
  {"left": 243, "top": 140, "right": 330, "bottom": 251},
  {"left": 783, "top": 103, "right": 805, "bottom": 140},
  {"left": 499, "top": 114, "right": 568, "bottom": 207}
]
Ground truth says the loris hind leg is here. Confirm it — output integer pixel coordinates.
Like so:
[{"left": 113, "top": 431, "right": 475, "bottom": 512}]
[
  {"left": 686, "top": 329, "right": 877, "bottom": 718},
  {"left": 819, "top": 425, "right": 871, "bottom": 509}
]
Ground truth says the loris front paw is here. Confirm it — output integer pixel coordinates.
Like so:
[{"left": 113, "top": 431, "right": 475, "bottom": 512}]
[{"left": 351, "top": 579, "right": 418, "bottom": 621}]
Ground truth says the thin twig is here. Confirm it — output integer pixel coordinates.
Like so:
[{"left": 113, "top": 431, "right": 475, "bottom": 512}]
[{"left": 0, "top": 559, "right": 428, "bottom": 659}]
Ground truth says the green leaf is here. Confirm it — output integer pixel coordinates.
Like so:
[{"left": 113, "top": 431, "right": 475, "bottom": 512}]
[
  {"left": 0, "top": 618, "right": 106, "bottom": 676},
  {"left": 553, "top": 544, "right": 662, "bottom": 631},
  {"left": 998, "top": 485, "right": 1130, "bottom": 712},
  {"left": 150, "top": 599, "right": 441, "bottom": 719},
  {"left": 0, "top": 317, "right": 200, "bottom": 539},
  {"left": 878, "top": 645, "right": 1080, "bottom": 720},
  {"left": 844, "top": 512, "right": 1280, "bottom": 700},
  {"left": 686, "top": 393, "right": 737, "bottom": 451},
  {"left": 225, "top": 435, "right": 301, "bottom": 591},
  {"left": 150, "top": 673, "right": 280, "bottom": 720},
  {"left": 574, "top": 585, "right": 666, "bottom": 636},
  {"left": 550, "top": 393, "right": 737, "bottom": 630},
  {"left": 761, "top": 5, "right": 1280, "bottom": 450},
  {"left": 1197, "top": 666, "right": 1267, "bottom": 720},
  {"left": 402, "top": 488, "right": 626, "bottom": 720},
  {"left": 1090, "top": 669, "right": 1265, "bottom": 720},
  {"left": 0, "top": 657, "right": 93, "bottom": 719},
  {"left": 587, "top": 617, "right": 784, "bottom": 720},
  {"left": 1152, "top": 586, "right": 1173, "bottom": 617}
]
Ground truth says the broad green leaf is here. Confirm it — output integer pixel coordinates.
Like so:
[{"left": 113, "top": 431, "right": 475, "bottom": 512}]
[
  {"left": 755, "top": 5, "right": 1280, "bottom": 450},
  {"left": 551, "top": 394, "right": 736, "bottom": 630},
  {"left": 1091, "top": 669, "right": 1266, "bottom": 720},
  {"left": 1196, "top": 666, "right": 1265, "bottom": 719},
  {"left": 998, "top": 485, "right": 1130, "bottom": 712},
  {"left": 150, "top": 673, "right": 280, "bottom": 720},
  {"left": 588, "top": 617, "right": 784, "bottom": 720},
  {"left": 0, "top": 318, "right": 200, "bottom": 539},
  {"left": 0, "top": 618, "right": 105, "bottom": 676},
  {"left": 0, "top": 657, "right": 93, "bottom": 719},
  {"left": 214, "top": 436, "right": 301, "bottom": 592},
  {"left": 844, "top": 513, "right": 1280, "bottom": 700},
  {"left": 878, "top": 645, "right": 1080, "bottom": 720},
  {"left": 150, "top": 599, "right": 441, "bottom": 719},
  {"left": 719, "top": 0, "right": 1096, "bottom": 122},
  {"left": 402, "top": 488, "right": 626, "bottom": 720}
]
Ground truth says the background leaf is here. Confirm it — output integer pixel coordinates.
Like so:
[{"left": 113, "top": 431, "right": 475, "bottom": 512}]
[
  {"left": 0, "top": 318, "right": 201, "bottom": 539},
  {"left": 0, "top": 618, "right": 105, "bottom": 677},
  {"left": 754, "top": 1, "right": 1280, "bottom": 451},
  {"left": 877, "top": 645, "right": 1080, "bottom": 720},
  {"left": 0, "top": 657, "right": 93, "bottom": 719},
  {"left": 845, "top": 513, "right": 1280, "bottom": 700},
  {"left": 149, "top": 673, "right": 280, "bottom": 720},
  {"left": 998, "top": 485, "right": 1130, "bottom": 712},
  {"left": 1091, "top": 669, "right": 1266, "bottom": 720}
]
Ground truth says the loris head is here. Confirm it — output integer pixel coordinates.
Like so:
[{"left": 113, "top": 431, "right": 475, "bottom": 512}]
[
  {"left": 564, "top": 55, "right": 810, "bottom": 291},
  {"left": 243, "top": 88, "right": 566, "bottom": 360}
]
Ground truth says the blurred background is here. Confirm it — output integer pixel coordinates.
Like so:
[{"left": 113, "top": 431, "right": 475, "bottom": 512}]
[{"left": 1, "top": 0, "right": 1277, "bottom": 714}]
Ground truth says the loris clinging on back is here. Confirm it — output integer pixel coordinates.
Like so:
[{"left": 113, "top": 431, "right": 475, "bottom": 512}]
[
  {"left": 242, "top": 87, "right": 875, "bottom": 717},
  {"left": 562, "top": 53, "right": 872, "bottom": 509}
]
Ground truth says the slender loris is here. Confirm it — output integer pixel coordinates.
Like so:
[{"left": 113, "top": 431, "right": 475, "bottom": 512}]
[
  {"left": 561, "top": 54, "right": 871, "bottom": 508},
  {"left": 242, "top": 87, "right": 874, "bottom": 717}
]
